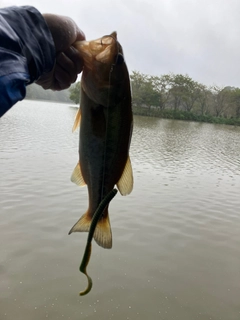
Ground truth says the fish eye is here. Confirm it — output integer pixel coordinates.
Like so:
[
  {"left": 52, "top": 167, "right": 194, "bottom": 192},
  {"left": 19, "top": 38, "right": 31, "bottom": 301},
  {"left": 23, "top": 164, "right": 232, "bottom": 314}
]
[{"left": 115, "top": 53, "right": 124, "bottom": 65}]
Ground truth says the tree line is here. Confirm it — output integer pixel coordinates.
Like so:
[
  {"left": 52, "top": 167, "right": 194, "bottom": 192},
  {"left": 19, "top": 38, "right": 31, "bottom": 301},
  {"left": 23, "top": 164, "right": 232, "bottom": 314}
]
[{"left": 130, "top": 71, "right": 240, "bottom": 120}]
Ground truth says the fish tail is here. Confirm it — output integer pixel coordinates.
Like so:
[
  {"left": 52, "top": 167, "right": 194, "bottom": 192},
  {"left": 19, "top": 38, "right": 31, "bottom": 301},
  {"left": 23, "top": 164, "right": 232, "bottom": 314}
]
[
  {"left": 68, "top": 209, "right": 112, "bottom": 249},
  {"left": 93, "top": 211, "right": 112, "bottom": 249},
  {"left": 68, "top": 210, "right": 91, "bottom": 235}
]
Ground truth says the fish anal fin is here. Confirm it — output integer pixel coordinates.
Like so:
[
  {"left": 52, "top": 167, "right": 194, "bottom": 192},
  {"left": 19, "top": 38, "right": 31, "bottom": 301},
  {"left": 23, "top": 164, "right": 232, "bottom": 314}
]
[
  {"left": 72, "top": 108, "right": 81, "bottom": 132},
  {"left": 68, "top": 211, "right": 91, "bottom": 235},
  {"left": 71, "top": 162, "right": 86, "bottom": 187},
  {"left": 94, "top": 213, "right": 112, "bottom": 249},
  {"left": 117, "top": 156, "right": 133, "bottom": 196}
]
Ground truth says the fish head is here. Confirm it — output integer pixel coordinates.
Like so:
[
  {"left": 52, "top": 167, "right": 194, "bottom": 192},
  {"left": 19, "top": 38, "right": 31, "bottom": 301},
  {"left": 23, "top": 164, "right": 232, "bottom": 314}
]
[{"left": 74, "top": 32, "right": 126, "bottom": 105}]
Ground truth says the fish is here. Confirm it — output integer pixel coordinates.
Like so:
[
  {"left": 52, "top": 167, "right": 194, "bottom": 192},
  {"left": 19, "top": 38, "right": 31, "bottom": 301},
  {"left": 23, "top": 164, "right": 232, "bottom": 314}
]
[{"left": 69, "top": 32, "right": 133, "bottom": 249}]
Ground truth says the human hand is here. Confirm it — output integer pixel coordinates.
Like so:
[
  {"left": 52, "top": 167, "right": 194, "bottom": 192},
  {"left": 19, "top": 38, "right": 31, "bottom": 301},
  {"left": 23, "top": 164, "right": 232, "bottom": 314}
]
[{"left": 36, "top": 14, "right": 85, "bottom": 91}]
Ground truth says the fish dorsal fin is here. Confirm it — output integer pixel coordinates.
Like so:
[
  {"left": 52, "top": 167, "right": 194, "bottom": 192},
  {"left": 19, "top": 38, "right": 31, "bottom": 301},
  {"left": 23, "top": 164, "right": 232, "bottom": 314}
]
[
  {"left": 71, "top": 162, "right": 86, "bottom": 186},
  {"left": 116, "top": 156, "right": 133, "bottom": 196},
  {"left": 72, "top": 108, "right": 81, "bottom": 132}
]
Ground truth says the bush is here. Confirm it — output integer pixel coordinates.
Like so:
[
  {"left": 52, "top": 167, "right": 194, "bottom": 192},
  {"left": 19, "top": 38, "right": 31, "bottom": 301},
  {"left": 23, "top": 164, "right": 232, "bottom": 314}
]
[{"left": 132, "top": 106, "right": 240, "bottom": 126}]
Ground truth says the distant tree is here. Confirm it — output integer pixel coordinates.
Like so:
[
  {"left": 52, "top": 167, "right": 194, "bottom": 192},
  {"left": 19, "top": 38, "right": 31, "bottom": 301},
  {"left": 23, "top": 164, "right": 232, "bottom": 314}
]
[
  {"left": 69, "top": 81, "right": 81, "bottom": 104},
  {"left": 228, "top": 88, "right": 240, "bottom": 118},
  {"left": 168, "top": 74, "right": 201, "bottom": 112},
  {"left": 130, "top": 71, "right": 161, "bottom": 112},
  {"left": 196, "top": 84, "right": 211, "bottom": 116},
  {"left": 210, "top": 86, "right": 230, "bottom": 117},
  {"left": 168, "top": 74, "right": 184, "bottom": 111},
  {"left": 169, "top": 86, "right": 182, "bottom": 111},
  {"left": 130, "top": 71, "right": 147, "bottom": 106},
  {"left": 150, "top": 74, "right": 172, "bottom": 110}
]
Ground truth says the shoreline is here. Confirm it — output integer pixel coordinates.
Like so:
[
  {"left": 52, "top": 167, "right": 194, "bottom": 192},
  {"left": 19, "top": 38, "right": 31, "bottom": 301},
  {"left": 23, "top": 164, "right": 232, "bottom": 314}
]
[{"left": 133, "top": 107, "right": 240, "bottom": 127}]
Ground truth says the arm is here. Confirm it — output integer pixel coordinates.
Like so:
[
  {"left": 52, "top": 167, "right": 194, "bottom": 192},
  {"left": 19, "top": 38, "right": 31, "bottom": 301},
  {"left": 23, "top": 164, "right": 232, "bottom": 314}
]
[
  {"left": 0, "top": 6, "right": 85, "bottom": 117},
  {"left": 0, "top": 6, "right": 55, "bottom": 117}
]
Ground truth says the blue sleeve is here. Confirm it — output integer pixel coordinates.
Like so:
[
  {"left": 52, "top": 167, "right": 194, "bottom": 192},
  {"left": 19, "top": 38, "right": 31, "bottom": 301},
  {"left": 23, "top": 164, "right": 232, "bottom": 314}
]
[{"left": 0, "top": 6, "right": 55, "bottom": 117}]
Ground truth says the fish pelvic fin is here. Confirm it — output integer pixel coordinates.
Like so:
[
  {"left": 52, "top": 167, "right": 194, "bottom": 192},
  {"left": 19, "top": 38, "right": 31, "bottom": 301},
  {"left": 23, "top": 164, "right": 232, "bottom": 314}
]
[
  {"left": 71, "top": 162, "right": 86, "bottom": 187},
  {"left": 94, "top": 212, "right": 112, "bottom": 249},
  {"left": 68, "top": 210, "right": 91, "bottom": 235},
  {"left": 72, "top": 108, "right": 81, "bottom": 132},
  {"left": 117, "top": 156, "right": 133, "bottom": 196}
]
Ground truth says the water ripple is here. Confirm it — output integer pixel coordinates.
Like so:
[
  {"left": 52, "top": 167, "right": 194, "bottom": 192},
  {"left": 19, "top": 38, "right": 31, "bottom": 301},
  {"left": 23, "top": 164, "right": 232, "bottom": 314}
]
[{"left": 1, "top": 102, "right": 240, "bottom": 320}]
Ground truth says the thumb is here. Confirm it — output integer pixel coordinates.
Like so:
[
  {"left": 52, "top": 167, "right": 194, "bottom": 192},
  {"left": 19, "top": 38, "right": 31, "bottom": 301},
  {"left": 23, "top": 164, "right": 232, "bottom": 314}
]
[
  {"left": 42, "top": 14, "right": 85, "bottom": 52},
  {"left": 76, "top": 29, "right": 86, "bottom": 42}
]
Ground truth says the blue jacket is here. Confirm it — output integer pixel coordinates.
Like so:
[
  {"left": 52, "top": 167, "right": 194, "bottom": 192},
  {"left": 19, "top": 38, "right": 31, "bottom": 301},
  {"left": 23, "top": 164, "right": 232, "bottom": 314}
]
[{"left": 0, "top": 6, "right": 55, "bottom": 117}]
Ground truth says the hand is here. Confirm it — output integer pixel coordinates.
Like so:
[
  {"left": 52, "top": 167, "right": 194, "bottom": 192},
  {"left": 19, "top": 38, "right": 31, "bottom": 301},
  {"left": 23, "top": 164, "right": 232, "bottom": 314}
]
[{"left": 36, "top": 14, "right": 85, "bottom": 91}]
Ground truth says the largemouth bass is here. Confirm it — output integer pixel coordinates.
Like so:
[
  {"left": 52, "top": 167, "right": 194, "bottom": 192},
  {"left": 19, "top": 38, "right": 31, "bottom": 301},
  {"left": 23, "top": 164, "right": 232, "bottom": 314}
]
[{"left": 69, "top": 32, "right": 133, "bottom": 249}]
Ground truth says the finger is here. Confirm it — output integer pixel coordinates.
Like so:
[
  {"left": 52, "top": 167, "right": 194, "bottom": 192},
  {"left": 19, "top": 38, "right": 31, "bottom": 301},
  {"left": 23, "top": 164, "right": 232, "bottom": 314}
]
[
  {"left": 35, "top": 67, "right": 54, "bottom": 90},
  {"left": 43, "top": 14, "right": 85, "bottom": 51},
  {"left": 54, "top": 64, "right": 77, "bottom": 90},
  {"left": 63, "top": 46, "right": 84, "bottom": 74},
  {"left": 76, "top": 29, "right": 86, "bottom": 41},
  {"left": 56, "top": 52, "right": 78, "bottom": 82}
]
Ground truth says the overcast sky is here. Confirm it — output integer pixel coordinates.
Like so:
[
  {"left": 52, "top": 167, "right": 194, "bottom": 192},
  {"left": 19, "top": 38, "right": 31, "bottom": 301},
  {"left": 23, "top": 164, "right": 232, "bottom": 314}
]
[{"left": 1, "top": 0, "right": 240, "bottom": 87}]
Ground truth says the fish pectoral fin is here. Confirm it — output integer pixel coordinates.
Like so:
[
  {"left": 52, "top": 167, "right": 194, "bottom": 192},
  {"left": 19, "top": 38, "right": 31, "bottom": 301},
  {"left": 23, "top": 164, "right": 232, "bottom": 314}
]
[
  {"left": 71, "top": 162, "right": 86, "bottom": 186},
  {"left": 94, "top": 213, "right": 112, "bottom": 249},
  {"left": 68, "top": 211, "right": 91, "bottom": 234},
  {"left": 72, "top": 108, "right": 81, "bottom": 132},
  {"left": 116, "top": 156, "right": 133, "bottom": 196}
]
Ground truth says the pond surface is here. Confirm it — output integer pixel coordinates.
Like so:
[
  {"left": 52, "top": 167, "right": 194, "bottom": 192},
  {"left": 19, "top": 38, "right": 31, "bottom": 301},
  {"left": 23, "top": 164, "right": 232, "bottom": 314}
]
[{"left": 0, "top": 100, "right": 240, "bottom": 320}]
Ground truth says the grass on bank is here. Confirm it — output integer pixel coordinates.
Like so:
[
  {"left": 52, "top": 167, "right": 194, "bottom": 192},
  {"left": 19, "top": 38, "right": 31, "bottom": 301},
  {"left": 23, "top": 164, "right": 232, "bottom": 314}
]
[{"left": 133, "top": 106, "right": 240, "bottom": 126}]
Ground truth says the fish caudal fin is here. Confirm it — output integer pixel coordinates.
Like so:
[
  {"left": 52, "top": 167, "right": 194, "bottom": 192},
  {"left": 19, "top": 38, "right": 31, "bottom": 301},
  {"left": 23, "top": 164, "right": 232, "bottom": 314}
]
[
  {"left": 117, "top": 156, "right": 133, "bottom": 196},
  {"left": 68, "top": 211, "right": 91, "bottom": 234},
  {"left": 68, "top": 210, "right": 112, "bottom": 249},
  {"left": 93, "top": 213, "right": 112, "bottom": 249}
]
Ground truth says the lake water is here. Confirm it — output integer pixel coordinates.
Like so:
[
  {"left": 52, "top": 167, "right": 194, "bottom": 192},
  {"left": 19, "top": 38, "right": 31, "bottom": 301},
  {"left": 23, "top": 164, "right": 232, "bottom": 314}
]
[{"left": 0, "top": 100, "right": 240, "bottom": 320}]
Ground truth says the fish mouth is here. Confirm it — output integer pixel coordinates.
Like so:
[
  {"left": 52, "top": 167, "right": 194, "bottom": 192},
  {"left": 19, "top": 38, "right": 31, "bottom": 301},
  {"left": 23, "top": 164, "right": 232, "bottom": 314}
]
[
  {"left": 73, "top": 31, "right": 121, "bottom": 67},
  {"left": 101, "top": 31, "right": 117, "bottom": 42}
]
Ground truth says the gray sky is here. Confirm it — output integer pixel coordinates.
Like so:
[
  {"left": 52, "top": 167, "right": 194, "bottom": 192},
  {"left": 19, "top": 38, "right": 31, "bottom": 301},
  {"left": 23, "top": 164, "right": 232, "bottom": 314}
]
[{"left": 1, "top": 0, "right": 240, "bottom": 87}]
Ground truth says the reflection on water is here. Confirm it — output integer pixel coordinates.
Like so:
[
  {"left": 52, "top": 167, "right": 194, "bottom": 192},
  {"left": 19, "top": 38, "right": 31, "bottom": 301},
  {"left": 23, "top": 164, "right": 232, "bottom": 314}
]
[{"left": 1, "top": 100, "right": 240, "bottom": 320}]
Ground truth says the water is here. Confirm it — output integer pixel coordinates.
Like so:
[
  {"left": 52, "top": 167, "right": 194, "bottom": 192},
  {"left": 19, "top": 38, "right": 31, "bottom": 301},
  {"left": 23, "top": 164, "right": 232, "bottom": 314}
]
[{"left": 1, "top": 100, "right": 240, "bottom": 320}]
